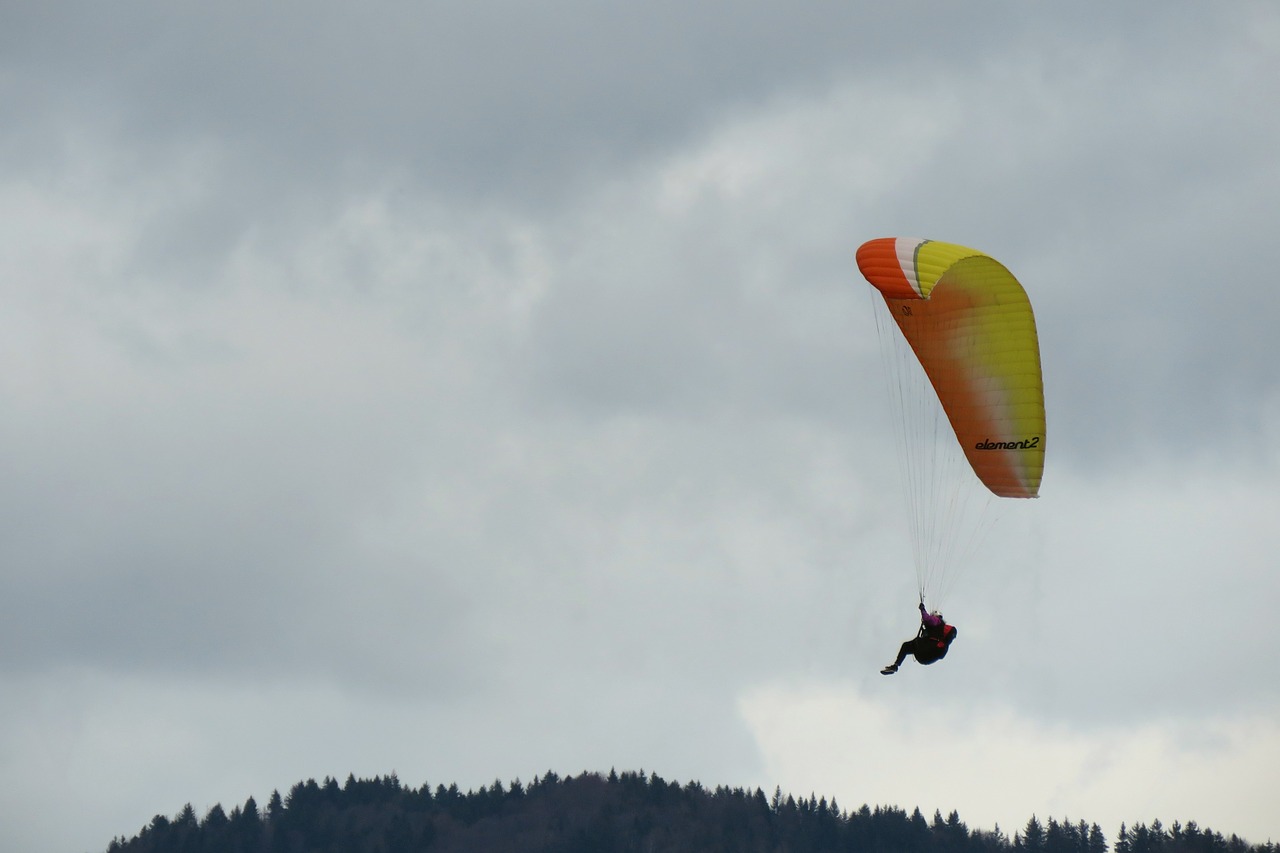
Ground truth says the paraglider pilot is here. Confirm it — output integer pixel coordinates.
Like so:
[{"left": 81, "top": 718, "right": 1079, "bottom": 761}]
[{"left": 881, "top": 602, "right": 956, "bottom": 675}]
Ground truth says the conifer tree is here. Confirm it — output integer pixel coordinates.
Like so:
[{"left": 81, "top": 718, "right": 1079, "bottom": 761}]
[
  {"left": 1118, "top": 825, "right": 1132, "bottom": 853},
  {"left": 1021, "top": 815, "right": 1046, "bottom": 853},
  {"left": 1089, "top": 822, "right": 1108, "bottom": 853}
]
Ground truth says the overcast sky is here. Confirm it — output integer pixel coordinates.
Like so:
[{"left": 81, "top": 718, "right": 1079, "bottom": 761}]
[{"left": 3, "top": 3, "right": 1279, "bottom": 852}]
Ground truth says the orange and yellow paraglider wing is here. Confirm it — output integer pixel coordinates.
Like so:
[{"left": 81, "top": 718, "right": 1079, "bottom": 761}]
[{"left": 887, "top": 255, "right": 1045, "bottom": 497}]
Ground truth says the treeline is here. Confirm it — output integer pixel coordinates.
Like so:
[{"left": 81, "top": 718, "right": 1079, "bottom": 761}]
[{"left": 104, "top": 769, "right": 1273, "bottom": 853}]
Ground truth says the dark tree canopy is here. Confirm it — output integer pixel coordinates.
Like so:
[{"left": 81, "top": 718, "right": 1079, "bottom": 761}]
[{"left": 103, "top": 770, "right": 1276, "bottom": 853}]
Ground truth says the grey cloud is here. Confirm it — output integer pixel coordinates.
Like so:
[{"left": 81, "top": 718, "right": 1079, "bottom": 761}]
[{"left": 6, "top": 3, "right": 1200, "bottom": 207}]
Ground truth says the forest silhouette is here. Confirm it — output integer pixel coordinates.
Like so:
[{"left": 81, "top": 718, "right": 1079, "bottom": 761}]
[{"left": 105, "top": 769, "right": 1274, "bottom": 853}]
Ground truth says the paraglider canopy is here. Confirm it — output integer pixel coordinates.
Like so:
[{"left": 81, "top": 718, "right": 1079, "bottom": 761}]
[{"left": 856, "top": 237, "right": 1045, "bottom": 498}]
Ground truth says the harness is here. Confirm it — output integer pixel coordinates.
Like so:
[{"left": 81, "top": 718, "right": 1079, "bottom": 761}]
[{"left": 919, "top": 621, "right": 955, "bottom": 649}]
